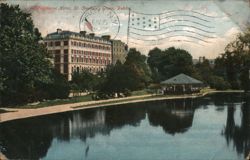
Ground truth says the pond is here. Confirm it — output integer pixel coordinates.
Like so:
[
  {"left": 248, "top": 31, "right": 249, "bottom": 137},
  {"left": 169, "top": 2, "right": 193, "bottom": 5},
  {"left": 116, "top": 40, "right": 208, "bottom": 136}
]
[{"left": 0, "top": 93, "right": 250, "bottom": 160}]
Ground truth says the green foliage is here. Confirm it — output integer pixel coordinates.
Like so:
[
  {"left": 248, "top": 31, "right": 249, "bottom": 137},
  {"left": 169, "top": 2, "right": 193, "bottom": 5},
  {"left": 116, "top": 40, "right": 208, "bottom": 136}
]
[
  {"left": 100, "top": 62, "right": 135, "bottom": 93},
  {"left": 125, "top": 48, "right": 152, "bottom": 88},
  {"left": 71, "top": 70, "right": 98, "bottom": 92},
  {"left": 96, "top": 49, "right": 152, "bottom": 97},
  {"left": 216, "top": 27, "right": 250, "bottom": 91},
  {"left": 214, "top": 57, "right": 226, "bottom": 78},
  {"left": 208, "top": 75, "right": 231, "bottom": 90},
  {"left": 240, "top": 52, "right": 250, "bottom": 91},
  {"left": 147, "top": 47, "right": 198, "bottom": 82},
  {"left": 39, "top": 70, "right": 70, "bottom": 100},
  {"left": 0, "top": 4, "right": 69, "bottom": 106}
]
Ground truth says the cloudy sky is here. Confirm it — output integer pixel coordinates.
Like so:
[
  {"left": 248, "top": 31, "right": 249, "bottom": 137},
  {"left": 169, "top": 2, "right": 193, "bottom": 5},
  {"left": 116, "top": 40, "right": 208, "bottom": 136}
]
[{"left": 5, "top": 0, "right": 250, "bottom": 58}]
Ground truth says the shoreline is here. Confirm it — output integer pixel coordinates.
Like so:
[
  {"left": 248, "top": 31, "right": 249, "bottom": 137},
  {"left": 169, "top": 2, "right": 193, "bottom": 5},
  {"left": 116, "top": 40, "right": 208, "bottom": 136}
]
[{"left": 0, "top": 90, "right": 244, "bottom": 123}]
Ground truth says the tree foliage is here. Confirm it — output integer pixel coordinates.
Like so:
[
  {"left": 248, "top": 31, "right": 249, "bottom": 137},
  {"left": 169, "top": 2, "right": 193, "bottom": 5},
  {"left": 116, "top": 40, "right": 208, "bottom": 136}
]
[
  {"left": 71, "top": 69, "right": 99, "bottom": 92},
  {"left": 147, "top": 47, "right": 199, "bottom": 82},
  {"left": 97, "top": 49, "right": 152, "bottom": 97},
  {"left": 215, "top": 27, "right": 250, "bottom": 91},
  {"left": 0, "top": 4, "right": 69, "bottom": 106}
]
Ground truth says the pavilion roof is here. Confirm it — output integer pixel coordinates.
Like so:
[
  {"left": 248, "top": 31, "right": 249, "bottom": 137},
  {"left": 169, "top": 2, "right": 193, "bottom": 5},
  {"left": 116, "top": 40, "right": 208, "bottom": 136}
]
[{"left": 161, "top": 73, "right": 203, "bottom": 85}]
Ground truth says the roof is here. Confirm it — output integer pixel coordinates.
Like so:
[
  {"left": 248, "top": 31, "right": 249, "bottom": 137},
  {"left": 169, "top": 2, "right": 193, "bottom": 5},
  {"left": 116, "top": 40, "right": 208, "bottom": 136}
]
[
  {"left": 44, "top": 30, "right": 111, "bottom": 43},
  {"left": 161, "top": 73, "right": 203, "bottom": 85}
]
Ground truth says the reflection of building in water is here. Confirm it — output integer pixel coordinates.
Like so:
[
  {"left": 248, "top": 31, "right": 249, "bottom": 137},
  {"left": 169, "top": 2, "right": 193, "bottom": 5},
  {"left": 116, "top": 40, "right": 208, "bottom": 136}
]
[
  {"left": 68, "top": 109, "right": 108, "bottom": 140},
  {"left": 147, "top": 99, "right": 195, "bottom": 135},
  {"left": 105, "top": 104, "right": 146, "bottom": 129}
]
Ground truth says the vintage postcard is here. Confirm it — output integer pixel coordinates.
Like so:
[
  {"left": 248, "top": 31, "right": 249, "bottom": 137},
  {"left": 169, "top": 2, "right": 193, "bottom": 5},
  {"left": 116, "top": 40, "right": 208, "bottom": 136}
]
[{"left": 0, "top": 0, "right": 250, "bottom": 160}]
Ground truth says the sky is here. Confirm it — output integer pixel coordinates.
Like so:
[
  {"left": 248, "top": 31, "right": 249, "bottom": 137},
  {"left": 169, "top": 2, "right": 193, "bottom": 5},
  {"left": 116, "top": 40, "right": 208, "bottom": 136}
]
[{"left": 4, "top": 0, "right": 250, "bottom": 59}]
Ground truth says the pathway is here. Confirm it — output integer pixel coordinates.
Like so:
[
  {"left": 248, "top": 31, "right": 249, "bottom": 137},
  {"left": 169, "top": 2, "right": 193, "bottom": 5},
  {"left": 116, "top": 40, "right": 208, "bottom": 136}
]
[{"left": 0, "top": 90, "right": 243, "bottom": 123}]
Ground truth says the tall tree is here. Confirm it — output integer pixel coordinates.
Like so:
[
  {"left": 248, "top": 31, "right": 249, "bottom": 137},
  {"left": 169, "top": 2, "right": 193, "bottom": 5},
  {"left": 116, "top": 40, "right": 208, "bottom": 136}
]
[
  {"left": 0, "top": 4, "right": 69, "bottom": 106},
  {"left": 147, "top": 47, "right": 164, "bottom": 82},
  {"left": 219, "top": 27, "right": 250, "bottom": 90},
  {"left": 125, "top": 48, "right": 152, "bottom": 88},
  {"left": 148, "top": 47, "right": 199, "bottom": 81}
]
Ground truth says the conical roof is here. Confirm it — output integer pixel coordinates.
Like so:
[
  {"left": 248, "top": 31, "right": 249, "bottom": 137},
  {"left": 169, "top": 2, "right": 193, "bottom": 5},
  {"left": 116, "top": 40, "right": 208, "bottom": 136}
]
[{"left": 161, "top": 73, "right": 203, "bottom": 85}]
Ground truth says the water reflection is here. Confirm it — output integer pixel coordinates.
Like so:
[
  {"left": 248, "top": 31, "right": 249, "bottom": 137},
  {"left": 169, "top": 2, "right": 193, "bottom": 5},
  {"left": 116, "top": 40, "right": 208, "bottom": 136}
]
[
  {"left": 0, "top": 93, "right": 249, "bottom": 159},
  {"left": 147, "top": 99, "right": 195, "bottom": 135},
  {"left": 222, "top": 96, "right": 250, "bottom": 157}
]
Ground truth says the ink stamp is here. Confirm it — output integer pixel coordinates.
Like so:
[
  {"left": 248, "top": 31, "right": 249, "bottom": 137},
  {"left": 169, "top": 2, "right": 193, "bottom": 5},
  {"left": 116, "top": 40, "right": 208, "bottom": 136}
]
[{"left": 79, "top": 6, "right": 120, "bottom": 39}]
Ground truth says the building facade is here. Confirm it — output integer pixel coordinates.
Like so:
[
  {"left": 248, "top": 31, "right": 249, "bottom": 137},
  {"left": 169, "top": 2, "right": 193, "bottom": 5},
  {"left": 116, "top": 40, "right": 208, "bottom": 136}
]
[
  {"left": 44, "top": 29, "right": 112, "bottom": 80},
  {"left": 111, "top": 40, "right": 128, "bottom": 65}
]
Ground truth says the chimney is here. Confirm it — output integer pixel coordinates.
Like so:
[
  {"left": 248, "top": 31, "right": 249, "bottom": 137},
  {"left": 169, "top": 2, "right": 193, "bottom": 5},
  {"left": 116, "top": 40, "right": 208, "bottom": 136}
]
[
  {"left": 89, "top": 33, "right": 95, "bottom": 37},
  {"left": 57, "top": 28, "right": 62, "bottom": 34},
  {"left": 101, "top": 35, "right": 111, "bottom": 41},
  {"left": 80, "top": 31, "right": 86, "bottom": 36}
]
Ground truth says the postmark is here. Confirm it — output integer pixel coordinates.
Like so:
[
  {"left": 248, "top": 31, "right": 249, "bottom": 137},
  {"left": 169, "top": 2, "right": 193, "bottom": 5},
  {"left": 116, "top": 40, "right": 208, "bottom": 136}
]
[{"left": 79, "top": 6, "right": 120, "bottom": 39}]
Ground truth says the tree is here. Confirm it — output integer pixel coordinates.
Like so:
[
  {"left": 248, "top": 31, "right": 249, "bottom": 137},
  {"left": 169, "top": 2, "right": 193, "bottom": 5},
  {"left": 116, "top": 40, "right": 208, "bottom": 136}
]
[
  {"left": 240, "top": 53, "right": 250, "bottom": 91},
  {"left": 0, "top": 4, "right": 69, "bottom": 106},
  {"left": 100, "top": 61, "right": 134, "bottom": 94},
  {"left": 148, "top": 47, "right": 199, "bottom": 81},
  {"left": 208, "top": 75, "right": 231, "bottom": 90},
  {"left": 147, "top": 47, "right": 165, "bottom": 82},
  {"left": 218, "top": 27, "right": 250, "bottom": 90},
  {"left": 124, "top": 48, "right": 152, "bottom": 89},
  {"left": 71, "top": 69, "right": 98, "bottom": 93},
  {"left": 147, "top": 47, "right": 164, "bottom": 69},
  {"left": 39, "top": 70, "right": 70, "bottom": 100}
]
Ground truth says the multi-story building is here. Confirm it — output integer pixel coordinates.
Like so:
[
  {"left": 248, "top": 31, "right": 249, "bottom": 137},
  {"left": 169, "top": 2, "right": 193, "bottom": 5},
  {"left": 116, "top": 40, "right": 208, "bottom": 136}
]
[
  {"left": 111, "top": 40, "right": 128, "bottom": 65},
  {"left": 44, "top": 29, "right": 112, "bottom": 80}
]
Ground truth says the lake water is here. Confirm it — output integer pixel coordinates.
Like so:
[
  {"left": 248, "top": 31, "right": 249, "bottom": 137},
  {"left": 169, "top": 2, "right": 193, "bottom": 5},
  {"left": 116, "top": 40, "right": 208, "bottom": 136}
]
[{"left": 0, "top": 93, "right": 250, "bottom": 160}]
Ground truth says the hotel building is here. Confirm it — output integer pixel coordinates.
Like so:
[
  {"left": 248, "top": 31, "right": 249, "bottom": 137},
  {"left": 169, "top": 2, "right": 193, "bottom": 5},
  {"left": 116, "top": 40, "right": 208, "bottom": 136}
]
[
  {"left": 111, "top": 40, "right": 128, "bottom": 65},
  {"left": 44, "top": 29, "right": 112, "bottom": 80}
]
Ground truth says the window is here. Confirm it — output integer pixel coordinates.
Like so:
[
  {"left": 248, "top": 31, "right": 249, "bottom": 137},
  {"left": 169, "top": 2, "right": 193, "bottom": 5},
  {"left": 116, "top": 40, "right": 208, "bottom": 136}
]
[
  {"left": 49, "top": 42, "right": 53, "bottom": 46},
  {"left": 64, "top": 49, "right": 68, "bottom": 54},
  {"left": 63, "top": 64, "right": 68, "bottom": 73},
  {"left": 55, "top": 41, "right": 61, "bottom": 46},
  {"left": 64, "top": 41, "right": 68, "bottom": 46},
  {"left": 64, "top": 54, "right": 68, "bottom": 63}
]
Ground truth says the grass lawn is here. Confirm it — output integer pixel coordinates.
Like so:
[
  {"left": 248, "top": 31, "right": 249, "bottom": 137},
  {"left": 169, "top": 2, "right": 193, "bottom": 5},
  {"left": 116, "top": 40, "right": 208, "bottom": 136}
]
[
  {"left": 131, "top": 89, "right": 150, "bottom": 96},
  {"left": 13, "top": 90, "right": 151, "bottom": 109},
  {"left": 0, "top": 109, "right": 15, "bottom": 114},
  {"left": 6, "top": 89, "right": 237, "bottom": 109},
  {"left": 19, "top": 94, "right": 93, "bottom": 108}
]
